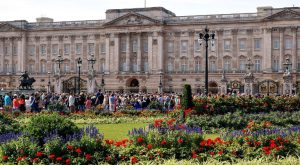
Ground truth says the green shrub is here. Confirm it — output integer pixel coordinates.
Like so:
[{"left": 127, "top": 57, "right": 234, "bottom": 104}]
[
  {"left": 181, "top": 84, "right": 194, "bottom": 110},
  {"left": 24, "top": 113, "right": 80, "bottom": 145},
  {"left": 0, "top": 113, "right": 20, "bottom": 134}
]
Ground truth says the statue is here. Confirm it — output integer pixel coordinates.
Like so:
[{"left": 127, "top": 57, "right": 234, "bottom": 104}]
[{"left": 19, "top": 71, "right": 36, "bottom": 89}]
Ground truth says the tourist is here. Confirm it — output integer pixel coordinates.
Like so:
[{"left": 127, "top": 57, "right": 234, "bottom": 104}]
[
  {"left": 85, "top": 96, "right": 92, "bottom": 110},
  {"left": 68, "top": 93, "right": 75, "bottom": 113},
  {"left": 4, "top": 93, "right": 12, "bottom": 112},
  {"left": 18, "top": 94, "right": 26, "bottom": 112},
  {"left": 12, "top": 94, "right": 20, "bottom": 112},
  {"left": 109, "top": 93, "right": 115, "bottom": 112}
]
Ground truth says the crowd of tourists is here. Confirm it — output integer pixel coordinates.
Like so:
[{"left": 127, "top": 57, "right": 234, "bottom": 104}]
[
  {"left": 0, "top": 90, "right": 181, "bottom": 113},
  {"left": 0, "top": 89, "right": 296, "bottom": 114}
]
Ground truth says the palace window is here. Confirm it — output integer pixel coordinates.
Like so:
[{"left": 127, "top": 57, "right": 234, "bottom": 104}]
[
  {"left": 254, "top": 59, "right": 261, "bottom": 72},
  {"left": 239, "top": 39, "right": 246, "bottom": 50},
  {"left": 167, "top": 41, "right": 174, "bottom": 53},
  {"left": 239, "top": 58, "right": 246, "bottom": 72},
  {"left": 224, "top": 40, "right": 231, "bottom": 51},
  {"left": 254, "top": 39, "right": 261, "bottom": 50},
  {"left": 132, "top": 39, "right": 137, "bottom": 53},
  {"left": 167, "top": 59, "right": 174, "bottom": 72},
  {"left": 88, "top": 43, "right": 94, "bottom": 55},
  {"left": 209, "top": 60, "right": 216, "bottom": 72},
  {"left": 13, "top": 45, "right": 17, "bottom": 55},
  {"left": 40, "top": 62, "right": 46, "bottom": 73},
  {"left": 285, "top": 38, "right": 292, "bottom": 49},
  {"left": 119, "top": 59, "right": 126, "bottom": 72},
  {"left": 180, "top": 40, "right": 188, "bottom": 53},
  {"left": 143, "top": 61, "right": 148, "bottom": 72},
  {"left": 180, "top": 58, "right": 188, "bottom": 72},
  {"left": 195, "top": 58, "right": 201, "bottom": 72},
  {"left": 224, "top": 57, "right": 231, "bottom": 72},
  {"left": 28, "top": 45, "right": 35, "bottom": 56},
  {"left": 100, "top": 43, "right": 106, "bottom": 54},
  {"left": 64, "top": 44, "right": 70, "bottom": 55},
  {"left": 143, "top": 40, "right": 148, "bottom": 53},
  {"left": 40, "top": 44, "right": 46, "bottom": 55},
  {"left": 272, "top": 59, "right": 279, "bottom": 72},
  {"left": 121, "top": 39, "right": 126, "bottom": 53},
  {"left": 52, "top": 44, "right": 58, "bottom": 55},
  {"left": 75, "top": 43, "right": 82, "bottom": 55},
  {"left": 273, "top": 38, "right": 280, "bottom": 49}
]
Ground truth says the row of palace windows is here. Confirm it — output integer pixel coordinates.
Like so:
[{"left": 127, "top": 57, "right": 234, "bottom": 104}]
[{"left": 166, "top": 38, "right": 300, "bottom": 55}]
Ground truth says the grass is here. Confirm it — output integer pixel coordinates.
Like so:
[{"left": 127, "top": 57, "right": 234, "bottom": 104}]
[{"left": 78, "top": 123, "right": 149, "bottom": 140}]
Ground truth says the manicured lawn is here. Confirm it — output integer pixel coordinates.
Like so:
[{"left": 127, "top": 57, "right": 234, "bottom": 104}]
[{"left": 78, "top": 123, "right": 149, "bottom": 140}]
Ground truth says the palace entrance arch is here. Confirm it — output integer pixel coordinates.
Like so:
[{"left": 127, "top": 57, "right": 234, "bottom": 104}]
[{"left": 126, "top": 78, "right": 139, "bottom": 93}]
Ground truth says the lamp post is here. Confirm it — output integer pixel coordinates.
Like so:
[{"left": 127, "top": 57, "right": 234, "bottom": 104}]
[
  {"left": 159, "top": 72, "right": 163, "bottom": 93},
  {"left": 198, "top": 27, "right": 215, "bottom": 96},
  {"left": 87, "top": 54, "right": 96, "bottom": 70},
  {"left": 244, "top": 58, "right": 254, "bottom": 95},
  {"left": 55, "top": 54, "right": 64, "bottom": 74},
  {"left": 47, "top": 72, "right": 51, "bottom": 93},
  {"left": 101, "top": 72, "right": 105, "bottom": 92},
  {"left": 283, "top": 58, "right": 292, "bottom": 74},
  {"left": 77, "top": 58, "right": 82, "bottom": 94}
]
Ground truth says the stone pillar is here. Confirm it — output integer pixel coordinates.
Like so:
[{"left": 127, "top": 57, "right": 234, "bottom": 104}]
[
  {"left": 105, "top": 33, "right": 110, "bottom": 73},
  {"left": 125, "top": 33, "right": 130, "bottom": 72},
  {"left": 114, "top": 33, "right": 120, "bottom": 73},
  {"left": 292, "top": 27, "right": 297, "bottom": 72},
  {"left": 244, "top": 74, "right": 255, "bottom": 95},
  {"left": 157, "top": 31, "right": 164, "bottom": 72},
  {"left": 148, "top": 32, "right": 153, "bottom": 73},
  {"left": 87, "top": 71, "right": 95, "bottom": 94},
  {"left": 279, "top": 28, "right": 285, "bottom": 72},
  {"left": 137, "top": 33, "right": 141, "bottom": 73},
  {"left": 54, "top": 75, "right": 62, "bottom": 94},
  {"left": 17, "top": 36, "right": 24, "bottom": 73},
  {"left": 263, "top": 28, "right": 272, "bottom": 72},
  {"left": 283, "top": 73, "right": 293, "bottom": 95}
]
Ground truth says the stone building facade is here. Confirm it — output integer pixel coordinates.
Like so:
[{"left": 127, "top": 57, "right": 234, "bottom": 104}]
[{"left": 0, "top": 6, "right": 300, "bottom": 95}]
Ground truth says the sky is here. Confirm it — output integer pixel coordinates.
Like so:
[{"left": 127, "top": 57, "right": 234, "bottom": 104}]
[{"left": 0, "top": 0, "right": 299, "bottom": 22}]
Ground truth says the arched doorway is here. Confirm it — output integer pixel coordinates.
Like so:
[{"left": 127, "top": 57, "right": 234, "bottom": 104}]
[
  {"left": 62, "top": 77, "right": 87, "bottom": 94},
  {"left": 208, "top": 81, "right": 218, "bottom": 94},
  {"left": 127, "top": 78, "right": 139, "bottom": 93}
]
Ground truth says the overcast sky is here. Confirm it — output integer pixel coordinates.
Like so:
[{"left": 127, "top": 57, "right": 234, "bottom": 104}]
[{"left": 0, "top": 0, "right": 299, "bottom": 22}]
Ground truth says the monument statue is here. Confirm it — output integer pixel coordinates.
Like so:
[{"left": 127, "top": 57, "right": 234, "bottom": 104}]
[{"left": 19, "top": 71, "right": 36, "bottom": 89}]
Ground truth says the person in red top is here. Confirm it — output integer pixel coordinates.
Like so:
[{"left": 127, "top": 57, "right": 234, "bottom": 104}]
[
  {"left": 12, "top": 94, "right": 20, "bottom": 111},
  {"left": 18, "top": 94, "right": 26, "bottom": 112},
  {"left": 85, "top": 96, "right": 92, "bottom": 110}
]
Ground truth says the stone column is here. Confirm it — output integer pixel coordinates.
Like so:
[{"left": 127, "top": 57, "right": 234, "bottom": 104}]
[
  {"left": 283, "top": 74, "right": 293, "bottom": 95},
  {"left": 105, "top": 33, "right": 110, "bottom": 73},
  {"left": 263, "top": 28, "right": 272, "bottom": 72},
  {"left": 87, "top": 71, "right": 95, "bottom": 94},
  {"left": 17, "top": 36, "right": 24, "bottom": 73},
  {"left": 157, "top": 31, "right": 164, "bottom": 72},
  {"left": 292, "top": 27, "right": 297, "bottom": 72},
  {"left": 125, "top": 33, "right": 130, "bottom": 72},
  {"left": 114, "top": 33, "right": 120, "bottom": 73},
  {"left": 147, "top": 32, "right": 153, "bottom": 73},
  {"left": 279, "top": 28, "right": 285, "bottom": 72},
  {"left": 137, "top": 33, "right": 142, "bottom": 73}
]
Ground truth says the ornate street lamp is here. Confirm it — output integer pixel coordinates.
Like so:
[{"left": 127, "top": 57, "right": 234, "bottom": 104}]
[
  {"left": 77, "top": 58, "right": 82, "bottom": 94},
  {"left": 159, "top": 72, "right": 163, "bottom": 93},
  {"left": 87, "top": 54, "right": 96, "bottom": 70},
  {"left": 245, "top": 58, "right": 254, "bottom": 74},
  {"left": 47, "top": 71, "right": 51, "bottom": 93},
  {"left": 283, "top": 58, "right": 292, "bottom": 74},
  {"left": 244, "top": 58, "right": 254, "bottom": 95},
  {"left": 55, "top": 54, "right": 64, "bottom": 74},
  {"left": 198, "top": 26, "right": 215, "bottom": 95}
]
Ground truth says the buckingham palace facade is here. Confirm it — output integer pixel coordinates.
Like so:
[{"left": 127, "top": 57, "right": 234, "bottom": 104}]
[{"left": 0, "top": 6, "right": 300, "bottom": 95}]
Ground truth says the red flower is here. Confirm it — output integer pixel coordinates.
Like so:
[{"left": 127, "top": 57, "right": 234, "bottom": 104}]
[
  {"left": 147, "top": 144, "right": 153, "bottom": 149},
  {"left": 178, "top": 124, "right": 185, "bottom": 129},
  {"left": 209, "top": 151, "right": 215, "bottom": 155},
  {"left": 17, "top": 157, "right": 22, "bottom": 161},
  {"left": 242, "top": 129, "right": 247, "bottom": 133},
  {"left": 192, "top": 153, "right": 198, "bottom": 159},
  {"left": 184, "top": 108, "right": 193, "bottom": 116},
  {"left": 131, "top": 156, "right": 138, "bottom": 164},
  {"left": 106, "top": 155, "right": 112, "bottom": 161},
  {"left": 177, "top": 138, "right": 184, "bottom": 144},
  {"left": 154, "top": 119, "right": 163, "bottom": 127},
  {"left": 36, "top": 151, "right": 43, "bottom": 157},
  {"left": 66, "top": 145, "right": 74, "bottom": 150},
  {"left": 48, "top": 154, "right": 55, "bottom": 159},
  {"left": 218, "top": 150, "right": 223, "bottom": 155},
  {"left": 33, "top": 157, "right": 39, "bottom": 162},
  {"left": 65, "top": 158, "right": 71, "bottom": 165},
  {"left": 75, "top": 148, "right": 82, "bottom": 154},
  {"left": 85, "top": 154, "right": 92, "bottom": 160},
  {"left": 105, "top": 139, "right": 114, "bottom": 145},
  {"left": 2, "top": 156, "right": 8, "bottom": 161},
  {"left": 56, "top": 157, "right": 63, "bottom": 161},
  {"left": 270, "top": 143, "right": 277, "bottom": 149},
  {"left": 167, "top": 118, "right": 175, "bottom": 126},
  {"left": 161, "top": 140, "right": 167, "bottom": 145},
  {"left": 137, "top": 137, "right": 144, "bottom": 143},
  {"left": 200, "top": 140, "right": 206, "bottom": 147},
  {"left": 20, "top": 149, "right": 24, "bottom": 154}
]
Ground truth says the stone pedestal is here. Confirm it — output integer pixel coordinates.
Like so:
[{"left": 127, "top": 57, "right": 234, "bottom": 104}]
[
  {"left": 87, "top": 70, "right": 96, "bottom": 94},
  {"left": 283, "top": 73, "right": 292, "bottom": 95},
  {"left": 54, "top": 72, "right": 62, "bottom": 94},
  {"left": 220, "top": 71, "right": 228, "bottom": 95},
  {"left": 244, "top": 73, "right": 255, "bottom": 95}
]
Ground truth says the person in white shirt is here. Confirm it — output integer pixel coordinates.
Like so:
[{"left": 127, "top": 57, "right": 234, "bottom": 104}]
[{"left": 68, "top": 93, "right": 75, "bottom": 112}]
